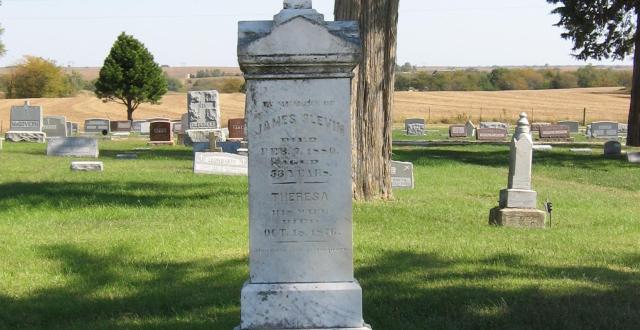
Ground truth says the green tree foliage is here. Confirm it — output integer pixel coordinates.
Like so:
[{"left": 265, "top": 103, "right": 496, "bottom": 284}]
[
  {"left": 0, "top": 24, "right": 6, "bottom": 58},
  {"left": 395, "top": 67, "right": 631, "bottom": 91},
  {"left": 164, "top": 73, "right": 184, "bottom": 92},
  {"left": 95, "top": 32, "right": 167, "bottom": 121},
  {"left": 547, "top": 0, "right": 640, "bottom": 145},
  {"left": 195, "top": 69, "right": 224, "bottom": 78},
  {"left": 2, "top": 56, "right": 83, "bottom": 98}
]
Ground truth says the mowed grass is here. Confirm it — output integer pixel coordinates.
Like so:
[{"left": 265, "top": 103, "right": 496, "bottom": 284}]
[{"left": 1, "top": 140, "right": 639, "bottom": 329}]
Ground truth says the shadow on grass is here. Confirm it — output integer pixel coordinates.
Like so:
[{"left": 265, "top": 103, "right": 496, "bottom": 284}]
[
  {"left": 2, "top": 247, "right": 637, "bottom": 329},
  {"left": 0, "top": 244, "right": 246, "bottom": 329},
  {"left": 0, "top": 181, "right": 246, "bottom": 209},
  {"left": 393, "top": 148, "right": 637, "bottom": 171},
  {"left": 358, "top": 250, "right": 640, "bottom": 330},
  {"left": 100, "top": 148, "right": 194, "bottom": 161}
]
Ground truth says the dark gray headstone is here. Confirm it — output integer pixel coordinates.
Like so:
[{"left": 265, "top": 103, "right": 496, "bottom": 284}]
[
  {"left": 604, "top": 141, "right": 622, "bottom": 156},
  {"left": 84, "top": 119, "right": 110, "bottom": 134},
  {"left": 591, "top": 121, "right": 619, "bottom": 140},
  {"left": 43, "top": 116, "right": 67, "bottom": 138},
  {"left": 391, "top": 161, "right": 414, "bottom": 189},
  {"left": 10, "top": 101, "right": 43, "bottom": 132},
  {"left": 557, "top": 120, "right": 579, "bottom": 133}
]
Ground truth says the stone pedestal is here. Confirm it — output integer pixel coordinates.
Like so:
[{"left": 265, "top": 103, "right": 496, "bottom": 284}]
[
  {"left": 5, "top": 131, "right": 47, "bottom": 143},
  {"left": 490, "top": 207, "right": 546, "bottom": 228},
  {"left": 237, "top": 1, "right": 368, "bottom": 329},
  {"left": 499, "top": 189, "right": 537, "bottom": 209}
]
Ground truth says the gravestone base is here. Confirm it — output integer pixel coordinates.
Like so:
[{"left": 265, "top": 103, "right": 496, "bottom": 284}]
[
  {"left": 184, "top": 129, "right": 226, "bottom": 146},
  {"left": 238, "top": 282, "right": 370, "bottom": 330},
  {"left": 499, "top": 189, "right": 537, "bottom": 209},
  {"left": 489, "top": 207, "right": 546, "bottom": 228},
  {"left": 148, "top": 141, "right": 175, "bottom": 146},
  {"left": 5, "top": 131, "right": 46, "bottom": 143}
]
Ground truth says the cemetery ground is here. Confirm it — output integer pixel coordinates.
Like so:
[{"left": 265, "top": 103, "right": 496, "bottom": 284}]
[{"left": 1, "top": 140, "right": 639, "bottom": 330}]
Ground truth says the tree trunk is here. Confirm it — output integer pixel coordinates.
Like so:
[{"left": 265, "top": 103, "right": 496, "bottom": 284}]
[
  {"left": 627, "top": 10, "right": 640, "bottom": 146},
  {"left": 335, "top": 0, "right": 399, "bottom": 201},
  {"left": 127, "top": 108, "right": 134, "bottom": 121}
]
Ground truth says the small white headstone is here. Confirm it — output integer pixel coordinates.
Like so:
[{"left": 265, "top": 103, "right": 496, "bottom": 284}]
[
  {"left": 628, "top": 152, "right": 640, "bottom": 163},
  {"left": 71, "top": 161, "right": 104, "bottom": 172},
  {"left": 193, "top": 152, "right": 248, "bottom": 176}
]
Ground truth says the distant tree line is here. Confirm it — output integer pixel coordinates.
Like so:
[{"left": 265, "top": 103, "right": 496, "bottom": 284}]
[
  {"left": 0, "top": 56, "right": 93, "bottom": 98},
  {"left": 395, "top": 65, "right": 632, "bottom": 92}
]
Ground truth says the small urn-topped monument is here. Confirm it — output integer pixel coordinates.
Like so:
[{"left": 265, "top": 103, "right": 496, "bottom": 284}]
[
  {"left": 490, "top": 113, "right": 546, "bottom": 228},
  {"left": 237, "top": 1, "right": 369, "bottom": 329}
]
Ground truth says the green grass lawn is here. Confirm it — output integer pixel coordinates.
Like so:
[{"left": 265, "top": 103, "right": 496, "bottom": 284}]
[{"left": 1, "top": 140, "right": 639, "bottom": 330}]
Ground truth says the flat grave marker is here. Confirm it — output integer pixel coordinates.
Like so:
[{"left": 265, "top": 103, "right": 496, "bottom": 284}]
[{"left": 193, "top": 152, "right": 248, "bottom": 175}]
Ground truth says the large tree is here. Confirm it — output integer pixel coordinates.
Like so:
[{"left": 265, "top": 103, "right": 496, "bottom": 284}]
[
  {"left": 95, "top": 32, "right": 167, "bottom": 121},
  {"left": 547, "top": 0, "right": 640, "bottom": 146},
  {"left": 335, "top": 0, "right": 400, "bottom": 201}
]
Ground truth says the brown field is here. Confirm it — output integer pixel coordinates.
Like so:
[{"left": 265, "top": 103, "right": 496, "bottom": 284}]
[{"left": 0, "top": 87, "right": 630, "bottom": 132}]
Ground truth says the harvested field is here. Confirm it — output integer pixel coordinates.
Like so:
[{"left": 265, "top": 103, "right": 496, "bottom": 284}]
[{"left": 0, "top": 87, "right": 630, "bottom": 131}]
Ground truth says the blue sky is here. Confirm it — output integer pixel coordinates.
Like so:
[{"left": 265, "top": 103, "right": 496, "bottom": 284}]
[{"left": 0, "top": 0, "right": 632, "bottom": 67}]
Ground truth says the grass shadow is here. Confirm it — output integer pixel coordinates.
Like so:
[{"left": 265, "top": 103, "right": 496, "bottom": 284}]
[
  {"left": 0, "top": 181, "right": 246, "bottom": 210},
  {"left": 358, "top": 250, "right": 640, "bottom": 330},
  {"left": 0, "top": 244, "right": 246, "bottom": 329}
]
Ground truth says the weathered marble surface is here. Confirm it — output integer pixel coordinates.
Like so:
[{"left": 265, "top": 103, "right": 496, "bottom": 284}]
[
  {"left": 184, "top": 129, "right": 226, "bottom": 146},
  {"left": 490, "top": 207, "right": 546, "bottom": 228},
  {"left": 557, "top": 120, "right": 579, "bottom": 133},
  {"left": 237, "top": 1, "right": 367, "bottom": 329},
  {"left": 70, "top": 161, "right": 104, "bottom": 172},
  {"left": 46, "top": 137, "right": 98, "bottom": 158},
  {"left": 628, "top": 152, "right": 640, "bottom": 163},
  {"left": 5, "top": 131, "right": 46, "bottom": 143},
  {"left": 193, "top": 152, "right": 248, "bottom": 176},
  {"left": 188, "top": 91, "right": 220, "bottom": 129}
]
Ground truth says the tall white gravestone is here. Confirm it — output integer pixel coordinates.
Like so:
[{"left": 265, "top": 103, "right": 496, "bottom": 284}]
[
  {"left": 490, "top": 113, "right": 546, "bottom": 228},
  {"left": 237, "top": 1, "right": 369, "bottom": 329}
]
